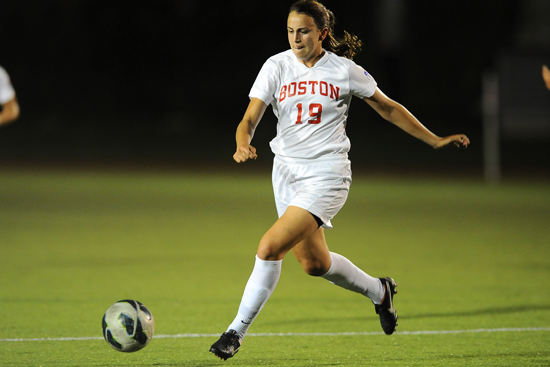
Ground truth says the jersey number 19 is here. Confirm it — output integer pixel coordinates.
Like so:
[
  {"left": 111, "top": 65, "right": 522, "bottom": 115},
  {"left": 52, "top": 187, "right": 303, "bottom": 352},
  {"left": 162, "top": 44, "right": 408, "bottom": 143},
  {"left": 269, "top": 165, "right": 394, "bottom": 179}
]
[{"left": 295, "top": 103, "right": 322, "bottom": 124}]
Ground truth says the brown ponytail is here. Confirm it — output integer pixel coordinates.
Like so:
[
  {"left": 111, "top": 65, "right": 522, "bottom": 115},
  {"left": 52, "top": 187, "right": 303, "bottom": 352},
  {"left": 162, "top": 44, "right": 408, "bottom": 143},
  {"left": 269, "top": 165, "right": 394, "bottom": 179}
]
[{"left": 289, "top": 0, "right": 362, "bottom": 60}]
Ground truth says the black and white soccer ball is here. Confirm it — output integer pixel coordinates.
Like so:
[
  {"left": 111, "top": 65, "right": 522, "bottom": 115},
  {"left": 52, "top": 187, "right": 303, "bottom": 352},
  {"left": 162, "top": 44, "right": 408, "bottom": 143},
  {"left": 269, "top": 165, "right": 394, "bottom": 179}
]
[{"left": 102, "top": 299, "right": 155, "bottom": 352}]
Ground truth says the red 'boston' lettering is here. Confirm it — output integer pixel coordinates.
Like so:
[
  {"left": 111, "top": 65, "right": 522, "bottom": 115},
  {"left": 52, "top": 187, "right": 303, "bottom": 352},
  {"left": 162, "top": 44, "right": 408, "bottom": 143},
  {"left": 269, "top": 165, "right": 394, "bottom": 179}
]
[
  {"left": 330, "top": 84, "right": 340, "bottom": 100},
  {"left": 319, "top": 81, "right": 328, "bottom": 96},
  {"left": 298, "top": 81, "right": 307, "bottom": 95},
  {"left": 279, "top": 80, "right": 340, "bottom": 102},
  {"left": 279, "top": 85, "right": 288, "bottom": 102},
  {"left": 288, "top": 82, "right": 297, "bottom": 98},
  {"left": 308, "top": 81, "right": 319, "bottom": 94}
]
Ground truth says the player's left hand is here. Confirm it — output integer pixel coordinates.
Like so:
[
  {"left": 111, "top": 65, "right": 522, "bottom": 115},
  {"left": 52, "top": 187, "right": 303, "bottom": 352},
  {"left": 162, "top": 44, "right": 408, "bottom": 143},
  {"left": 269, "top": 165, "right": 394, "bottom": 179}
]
[{"left": 433, "top": 134, "right": 470, "bottom": 149}]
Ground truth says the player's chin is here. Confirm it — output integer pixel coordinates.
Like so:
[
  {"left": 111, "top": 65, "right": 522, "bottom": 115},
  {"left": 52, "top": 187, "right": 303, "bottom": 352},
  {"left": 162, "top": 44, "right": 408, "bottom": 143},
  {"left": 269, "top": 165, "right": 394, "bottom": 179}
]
[{"left": 292, "top": 47, "right": 306, "bottom": 56}]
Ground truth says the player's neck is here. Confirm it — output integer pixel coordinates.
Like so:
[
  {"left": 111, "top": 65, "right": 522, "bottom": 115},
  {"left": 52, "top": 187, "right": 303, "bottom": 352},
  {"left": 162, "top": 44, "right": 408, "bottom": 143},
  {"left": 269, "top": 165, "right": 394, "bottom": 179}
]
[{"left": 299, "top": 50, "right": 325, "bottom": 68}]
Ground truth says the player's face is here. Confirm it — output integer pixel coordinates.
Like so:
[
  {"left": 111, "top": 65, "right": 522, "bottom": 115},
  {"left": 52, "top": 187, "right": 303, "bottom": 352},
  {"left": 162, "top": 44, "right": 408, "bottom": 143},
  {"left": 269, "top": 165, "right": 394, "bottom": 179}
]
[{"left": 287, "top": 11, "right": 327, "bottom": 67}]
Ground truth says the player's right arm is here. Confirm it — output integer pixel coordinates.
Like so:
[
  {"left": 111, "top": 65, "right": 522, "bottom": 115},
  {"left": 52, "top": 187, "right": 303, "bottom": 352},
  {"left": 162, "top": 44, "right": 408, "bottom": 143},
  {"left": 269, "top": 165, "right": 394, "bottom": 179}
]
[{"left": 234, "top": 98, "right": 268, "bottom": 163}]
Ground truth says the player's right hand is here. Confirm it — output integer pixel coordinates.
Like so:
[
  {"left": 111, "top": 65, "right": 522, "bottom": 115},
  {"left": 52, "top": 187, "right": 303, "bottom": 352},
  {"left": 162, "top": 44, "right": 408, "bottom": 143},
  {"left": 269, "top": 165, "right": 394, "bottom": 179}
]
[{"left": 233, "top": 144, "right": 258, "bottom": 163}]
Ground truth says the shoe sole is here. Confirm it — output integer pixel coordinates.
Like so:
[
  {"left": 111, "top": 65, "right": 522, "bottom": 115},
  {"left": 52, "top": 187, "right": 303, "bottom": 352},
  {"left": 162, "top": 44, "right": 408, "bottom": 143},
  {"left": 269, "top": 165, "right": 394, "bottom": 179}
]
[
  {"left": 210, "top": 347, "right": 238, "bottom": 361},
  {"left": 380, "top": 277, "right": 398, "bottom": 334}
]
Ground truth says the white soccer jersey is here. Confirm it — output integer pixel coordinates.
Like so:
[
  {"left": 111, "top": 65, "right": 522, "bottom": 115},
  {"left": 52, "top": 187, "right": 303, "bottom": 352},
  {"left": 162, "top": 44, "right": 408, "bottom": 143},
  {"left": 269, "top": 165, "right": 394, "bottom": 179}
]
[
  {"left": 0, "top": 66, "right": 15, "bottom": 104},
  {"left": 249, "top": 49, "right": 377, "bottom": 159}
]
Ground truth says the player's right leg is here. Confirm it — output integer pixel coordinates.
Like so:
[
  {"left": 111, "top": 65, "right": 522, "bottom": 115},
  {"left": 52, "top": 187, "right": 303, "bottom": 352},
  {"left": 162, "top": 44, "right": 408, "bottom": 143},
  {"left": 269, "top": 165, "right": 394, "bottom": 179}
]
[
  {"left": 257, "top": 205, "right": 320, "bottom": 261},
  {"left": 209, "top": 206, "right": 319, "bottom": 360}
]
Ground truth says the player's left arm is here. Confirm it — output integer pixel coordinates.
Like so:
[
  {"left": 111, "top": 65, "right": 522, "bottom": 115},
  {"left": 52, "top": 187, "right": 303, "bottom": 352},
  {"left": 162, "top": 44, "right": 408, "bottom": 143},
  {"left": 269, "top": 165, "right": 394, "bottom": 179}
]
[
  {"left": 363, "top": 88, "right": 469, "bottom": 149},
  {"left": 0, "top": 96, "right": 20, "bottom": 126}
]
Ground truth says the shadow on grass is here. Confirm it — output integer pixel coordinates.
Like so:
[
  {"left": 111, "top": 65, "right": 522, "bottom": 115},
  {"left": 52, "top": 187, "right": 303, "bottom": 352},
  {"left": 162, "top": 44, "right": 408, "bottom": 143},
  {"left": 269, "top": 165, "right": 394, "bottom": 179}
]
[
  {"left": 262, "top": 304, "right": 550, "bottom": 327},
  {"left": 403, "top": 304, "right": 550, "bottom": 319}
]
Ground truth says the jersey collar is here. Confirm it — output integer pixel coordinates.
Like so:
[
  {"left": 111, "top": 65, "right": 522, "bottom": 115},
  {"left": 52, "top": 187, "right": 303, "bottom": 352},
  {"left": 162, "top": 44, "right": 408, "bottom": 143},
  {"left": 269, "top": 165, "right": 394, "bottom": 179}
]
[{"left": 292, "top": 49, "right": 330, "bottom": 69}]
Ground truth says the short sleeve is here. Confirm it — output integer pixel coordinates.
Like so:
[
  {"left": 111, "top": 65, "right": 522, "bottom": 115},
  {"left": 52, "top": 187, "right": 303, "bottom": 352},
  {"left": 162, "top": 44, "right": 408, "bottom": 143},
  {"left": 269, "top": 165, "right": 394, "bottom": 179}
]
[
  {"left": 249, "top": 59, "right": 280, "bottom": 106},
  {"left": 0, "top": 67, "right": 16, "bottom": 104},
  {"left": 349, "top": 62, "right": 377, "bottom": 98}
]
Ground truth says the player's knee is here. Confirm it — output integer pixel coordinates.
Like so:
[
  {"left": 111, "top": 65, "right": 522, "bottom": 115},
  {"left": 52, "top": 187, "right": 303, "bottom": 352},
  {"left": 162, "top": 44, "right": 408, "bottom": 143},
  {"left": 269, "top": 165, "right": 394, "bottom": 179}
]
[
  {"left": 300, "top": 259, "right": 330, "bottom": 277},
  {"left": 257, "top": 235, "right": 285, "bottom": 261}
]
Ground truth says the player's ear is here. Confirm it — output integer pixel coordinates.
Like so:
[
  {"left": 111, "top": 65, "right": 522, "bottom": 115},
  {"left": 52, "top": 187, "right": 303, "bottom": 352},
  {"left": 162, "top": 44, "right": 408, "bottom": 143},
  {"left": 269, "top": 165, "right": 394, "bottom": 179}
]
[{"left": 319, "top": 27, "right": 328, "bottom": 41}]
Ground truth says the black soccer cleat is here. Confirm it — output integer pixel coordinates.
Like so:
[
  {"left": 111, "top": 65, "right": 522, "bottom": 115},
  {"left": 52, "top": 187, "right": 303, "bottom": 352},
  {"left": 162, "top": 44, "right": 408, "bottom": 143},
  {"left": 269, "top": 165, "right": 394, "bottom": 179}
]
[
  {"left": 209, "top": 330, "right": 241, "bottom": 360},
  {"left": 374, "top": 277, "right": 398, "bottom": 335}
]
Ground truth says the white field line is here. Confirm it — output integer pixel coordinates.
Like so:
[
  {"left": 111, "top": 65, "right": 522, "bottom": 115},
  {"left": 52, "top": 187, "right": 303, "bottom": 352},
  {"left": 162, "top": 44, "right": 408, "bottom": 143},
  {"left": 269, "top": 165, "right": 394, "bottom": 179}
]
[{"left": 1, "top": 327, "right": 549, "bottom": 342}]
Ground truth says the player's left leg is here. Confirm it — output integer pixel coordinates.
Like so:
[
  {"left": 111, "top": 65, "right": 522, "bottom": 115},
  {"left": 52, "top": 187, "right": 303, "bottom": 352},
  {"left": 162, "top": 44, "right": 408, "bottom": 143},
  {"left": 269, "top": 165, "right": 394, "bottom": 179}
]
[
  {"left": 292, "top": 228, "right": 398, "bottom": 334},
  {"left": 290, "top": 226, "right": 331, "bottom": 275},
  {"left": 321, "top": 250, "right": 385, "bottom": 303},
  {"left": 293, "top": 230, "right": 385, "bottom": 302}
]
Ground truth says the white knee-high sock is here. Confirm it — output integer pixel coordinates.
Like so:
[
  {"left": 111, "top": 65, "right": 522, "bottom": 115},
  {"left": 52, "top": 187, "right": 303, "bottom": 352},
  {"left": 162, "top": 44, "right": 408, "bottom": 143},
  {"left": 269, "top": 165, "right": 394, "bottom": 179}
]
[
  {"left": 227, "top": 255, "right": 282, "bottom": 340},
  {"left": 321, "top": 252, "right": 385, "bottom": 304}
]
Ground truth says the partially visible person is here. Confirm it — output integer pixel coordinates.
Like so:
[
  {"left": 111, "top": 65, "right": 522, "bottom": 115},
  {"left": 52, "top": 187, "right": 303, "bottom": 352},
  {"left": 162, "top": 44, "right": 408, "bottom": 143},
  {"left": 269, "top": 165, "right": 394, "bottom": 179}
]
[
  {"left": 543, "top": 65, "right": 550, "bottom": 90},
  {"left": 0, "top": 65, "right": 20, "bottom": 126}
]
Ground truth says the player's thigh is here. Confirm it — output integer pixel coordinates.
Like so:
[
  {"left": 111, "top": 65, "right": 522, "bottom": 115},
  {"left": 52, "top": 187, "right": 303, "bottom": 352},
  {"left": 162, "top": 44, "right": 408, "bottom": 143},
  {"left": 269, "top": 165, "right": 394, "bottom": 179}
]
[
  {"left": 257, "top": 206, "right": 319, "bottom": 261},
  {"left": 291, "top": 228, "right": 331, "bottom": 276}
]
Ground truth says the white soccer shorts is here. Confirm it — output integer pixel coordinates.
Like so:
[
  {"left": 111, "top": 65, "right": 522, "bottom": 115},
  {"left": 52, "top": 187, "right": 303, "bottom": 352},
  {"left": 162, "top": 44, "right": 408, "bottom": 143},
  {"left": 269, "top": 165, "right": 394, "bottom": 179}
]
[{"left": 272, "top": 155, "right": 352, "bottom": 229}]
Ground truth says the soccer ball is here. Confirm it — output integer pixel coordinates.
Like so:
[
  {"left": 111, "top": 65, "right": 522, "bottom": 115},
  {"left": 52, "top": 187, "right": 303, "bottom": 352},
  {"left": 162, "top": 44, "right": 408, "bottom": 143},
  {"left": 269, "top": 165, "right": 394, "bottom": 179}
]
[{"left": 102, "top": 299, "right": 155, "bottom": 352}]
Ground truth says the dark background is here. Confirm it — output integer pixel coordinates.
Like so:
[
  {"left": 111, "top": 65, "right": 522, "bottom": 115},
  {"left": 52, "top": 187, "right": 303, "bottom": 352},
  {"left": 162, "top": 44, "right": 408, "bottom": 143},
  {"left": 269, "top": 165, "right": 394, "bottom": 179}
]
[{"left": 1, "top": 0, "right": 548, "bottom": 177}]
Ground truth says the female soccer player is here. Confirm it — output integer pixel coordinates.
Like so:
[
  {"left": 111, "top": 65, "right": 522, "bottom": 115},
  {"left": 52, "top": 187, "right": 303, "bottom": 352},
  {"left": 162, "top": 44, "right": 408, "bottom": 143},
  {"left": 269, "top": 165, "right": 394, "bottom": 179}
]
[{"left": 210, "top": 0, "right": 470, "bottom": 360}]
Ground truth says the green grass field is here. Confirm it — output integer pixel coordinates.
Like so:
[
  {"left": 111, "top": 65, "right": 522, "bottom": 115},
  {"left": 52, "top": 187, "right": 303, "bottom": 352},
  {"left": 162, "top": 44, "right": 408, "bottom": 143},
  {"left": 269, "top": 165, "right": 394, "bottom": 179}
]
[{"left": 1, "top": 167, "right": 549, "bottom": 366}]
